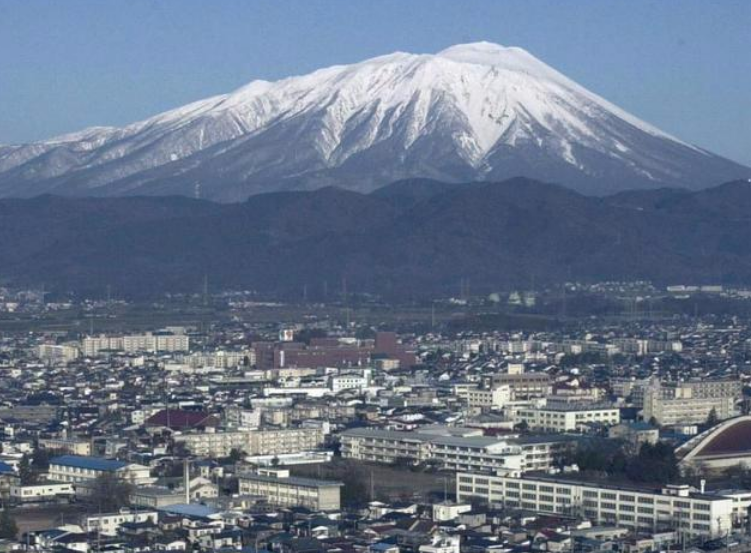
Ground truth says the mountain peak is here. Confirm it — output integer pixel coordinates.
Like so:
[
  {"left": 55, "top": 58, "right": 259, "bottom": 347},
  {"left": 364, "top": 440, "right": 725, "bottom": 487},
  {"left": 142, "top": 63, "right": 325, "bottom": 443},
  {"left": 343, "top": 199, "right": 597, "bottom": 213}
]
[{"left": 0, "top": 43, "right": 748, "bottom": 201}]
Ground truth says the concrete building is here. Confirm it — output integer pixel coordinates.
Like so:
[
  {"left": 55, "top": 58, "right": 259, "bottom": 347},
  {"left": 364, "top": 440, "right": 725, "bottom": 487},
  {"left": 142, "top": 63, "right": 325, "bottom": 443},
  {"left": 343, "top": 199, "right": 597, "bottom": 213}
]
[
  {"left": 642, "top": 379, "right": 741, "bottom": 426},
  {"left": 174, "top": 427, "right": 325, "bottom": 458},
  {"left": 84, "top": 509, "right": 158, "bottom": 536},
  {"left": 238, "top": 470, "right": 342, "bottom": 511},
  {"left": 39, "top": 437, "right": 92, "bottom": 456},
  {"left": 340, "top": 428, "right": 574, "bottom": 474},
  {"left": 331, "top": 370, "right": 371, "bottom": 393},
  {"left": 514, "top": 403, "right": 620, "bottom": 432},
  {"left": 459, "top": 385, "right": 512, "bottom": 411},
  {"left": 37, "top": 343, "right": 80, "bottom": 363},
  {"left": 456, "top": 473, "right": 733, "bottom": 538},
  {"left": 49, "top": 455, "right": 152, "bottom": 486},
  {"left": 10, "top": 482, "right": 75, "bottom": 503},
  {"left": 486, "top": 373, "right": 552, "bottom": 398},
  {"left": 82, "top": 332, "right": 189, "bottom": 356},
  {"left": 608, "top": 422, "right": 659, "bottom": 451}
]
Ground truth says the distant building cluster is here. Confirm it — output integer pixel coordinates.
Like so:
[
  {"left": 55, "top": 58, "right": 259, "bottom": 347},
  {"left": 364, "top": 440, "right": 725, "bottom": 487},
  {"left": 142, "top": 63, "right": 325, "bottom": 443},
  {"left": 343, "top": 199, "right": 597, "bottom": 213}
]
[{"left": 2, "top": 300, "right": 751, "bottom": 553}]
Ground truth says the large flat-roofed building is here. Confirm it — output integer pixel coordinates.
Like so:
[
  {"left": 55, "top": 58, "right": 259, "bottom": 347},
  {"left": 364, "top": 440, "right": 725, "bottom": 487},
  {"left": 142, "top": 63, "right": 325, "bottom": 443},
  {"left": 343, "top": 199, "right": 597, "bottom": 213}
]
[
  {"left": 643, "top": 379, "right": 741, "bottom": 426},
  {"left": 83, "top": 510, "right": 158, "bottom": 536},
  {"left": 514, "top": 403, "right": 620, "bottom": 432},
  {"left": 37, "top": 343, "right": 80, "bottom": 363},
  {"left": 10, "top": 482, "right": 75, "bottom": 503},
  {"left": 82, "top": 332, "right": 189, "bottom": 356},
  {"left": 457, "top": 385, "right": 512, "bottom": 411},
  {"left": 174, "top": 427, "right": 325, "bottom": 458},
  {"left": 485, "top": 373, "right": 552, "bottom": 398},
  {"left": 39, "top": 437, "right": 92, "bottom": 456},
  {"left": 456, "top": 472, "right": 732, "bottom": 538},
  {"left": 238, "top": 471, "right": 342, "bottom": 511},
  {"left": 340, "top": 428, "right": 575, "bottom": 474},
  {"left": 341, "top": 428, "right": 432, "bottom": 464},
  {"left": 49, "top": 455, "right": 152, "bottom": 486}
]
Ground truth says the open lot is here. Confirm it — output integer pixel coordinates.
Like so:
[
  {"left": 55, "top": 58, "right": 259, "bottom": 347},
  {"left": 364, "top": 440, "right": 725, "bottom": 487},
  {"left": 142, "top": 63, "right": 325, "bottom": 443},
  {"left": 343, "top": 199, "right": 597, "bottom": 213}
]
[
  {"left": 291, "top": 457, "right": 455, "bottom": 505},
  {"left": 12, "top": 504, "right": 88, "bottom": 536}
]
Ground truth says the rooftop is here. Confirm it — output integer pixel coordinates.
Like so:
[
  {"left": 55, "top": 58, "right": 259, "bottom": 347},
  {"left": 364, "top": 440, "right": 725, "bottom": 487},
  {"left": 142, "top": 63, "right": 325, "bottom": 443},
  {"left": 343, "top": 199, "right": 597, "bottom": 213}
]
[
  {"left": 50, "top": 455, "right": 128, "bottom": 472},
  {"left": 240, "top": 473, "right": 343, "bottom": 489}
]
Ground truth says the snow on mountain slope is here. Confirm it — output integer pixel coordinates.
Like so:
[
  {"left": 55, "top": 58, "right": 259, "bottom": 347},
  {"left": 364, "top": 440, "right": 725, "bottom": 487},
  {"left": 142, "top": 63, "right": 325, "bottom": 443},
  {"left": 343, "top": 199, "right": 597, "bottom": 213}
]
[{"left": 0, "top": 42, "right": 748, "bottom": 201}]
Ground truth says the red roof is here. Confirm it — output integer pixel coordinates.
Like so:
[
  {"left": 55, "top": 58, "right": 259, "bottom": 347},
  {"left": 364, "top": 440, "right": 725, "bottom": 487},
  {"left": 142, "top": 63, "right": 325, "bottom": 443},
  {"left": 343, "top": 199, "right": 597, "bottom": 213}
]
[
  {"left": 694, "top": 419, "right": 751, "bottom": 457},
  {"left": 145, "top": 409, "right": 217, "bottom": 430}
]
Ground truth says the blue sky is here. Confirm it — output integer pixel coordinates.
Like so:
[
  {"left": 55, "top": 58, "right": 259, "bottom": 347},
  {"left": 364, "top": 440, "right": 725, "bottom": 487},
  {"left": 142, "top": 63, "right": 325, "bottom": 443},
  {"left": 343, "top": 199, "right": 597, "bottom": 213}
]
[{"left": 1, "top": 0, "right": 749, "bottom": 165}]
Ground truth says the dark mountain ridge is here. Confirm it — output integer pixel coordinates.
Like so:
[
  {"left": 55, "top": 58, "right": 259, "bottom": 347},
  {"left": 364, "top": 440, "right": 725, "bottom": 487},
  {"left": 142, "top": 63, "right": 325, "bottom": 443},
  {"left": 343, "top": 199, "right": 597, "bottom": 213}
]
[{"left": 3, "top": 177, "right": 751, "bottom": 298}]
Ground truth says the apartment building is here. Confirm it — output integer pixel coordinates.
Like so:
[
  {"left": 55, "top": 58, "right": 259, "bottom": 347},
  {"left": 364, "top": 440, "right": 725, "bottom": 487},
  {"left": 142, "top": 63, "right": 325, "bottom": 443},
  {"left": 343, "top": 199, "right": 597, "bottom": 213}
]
[
  {"left": 82, "top": 332, "right": 189, "bottom": 356},
  {"left": 456, "top": 473, "right": 733, "bottom": 538},
  {"left": 183, "top": 349, "right": 255, "bottom": 369},
  {"left": 37, "top": 343, "right": 79, "bottom": 363},
  {"left": 514, "top": 403, "right": 620, "bottom": 432},
  {"left": 174, "top": 427, "right": 325, "bottom": 458},
  {"left": 457, "top": 385, "right": 512, "bottom": 411},
  {"left": 340, "top": 428, "right": 574, "bottom": 474},
  {"left": 238, "top": 470, "right": 342, "bottom": 511},
  {"left": 611, "top": 338, "right": 683, "bottom": 356},
  {"left": 429, "top": 435, "right": 524, "bottom": 473},
  {"left": 341, "top": 428, "right": 432, "bottom": 464},
  {"left": 485, "top": 373, "right": 552, "bottom": 398},
  {"left": 331, "top": 371, "right": 371, "bottom": 393},
  {"left": 642, "top": 379, "right": 741, "bottom": 426}
]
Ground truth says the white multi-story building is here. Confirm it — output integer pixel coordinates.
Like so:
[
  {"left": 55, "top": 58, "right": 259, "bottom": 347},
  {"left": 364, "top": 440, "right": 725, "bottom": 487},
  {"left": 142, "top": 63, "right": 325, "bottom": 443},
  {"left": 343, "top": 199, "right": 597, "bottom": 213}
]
[
  {"left": 514, "top": 403, "right": 620, "bottom": 432},
  {"left": 457, "top": 385, "right": 512, "bottom": 411},
  {"left": 456, "top": 473, "right": 733, "bottom": 538},
  {"left": 642, "top": 379, "right": 741, "bottom": 426},
  {"left": 10, "top": 482, "right": 75, "bottom": 503},
  {"left": 339, "top": 428, "right": 575, "bottom": 474},
  {"left": 37, "top": 344, "right": 80, "bottom": 363},
  {"left": 330, "top": 371, "right": 371, "bottom": 393},
  {"left": 486, "top": 373, "right": 552, "bottom": 398},
  {"left": 174, "top": 427, "right": 325, "bottom": 458},
  {"left": 84, "top": 509, "right": 158, "bottom": 536},
  {"left": 82, "top": 332, "right": 189, "bottom": 356},
  {"left": 184, "top": 349, "right": 254, "bottom": 369},
  {"left": 39, "top": 437, "right": 92, "bottom": 456},
  {"left": 238, "top": 470, "right": 342, "bottom": 511}
]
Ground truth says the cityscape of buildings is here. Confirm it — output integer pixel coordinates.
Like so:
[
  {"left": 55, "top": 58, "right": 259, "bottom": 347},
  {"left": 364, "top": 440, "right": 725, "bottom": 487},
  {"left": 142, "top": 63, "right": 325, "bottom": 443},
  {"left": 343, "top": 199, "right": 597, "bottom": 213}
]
[{"left": 2, "top": 285, "right": 751, "bottom": 553}]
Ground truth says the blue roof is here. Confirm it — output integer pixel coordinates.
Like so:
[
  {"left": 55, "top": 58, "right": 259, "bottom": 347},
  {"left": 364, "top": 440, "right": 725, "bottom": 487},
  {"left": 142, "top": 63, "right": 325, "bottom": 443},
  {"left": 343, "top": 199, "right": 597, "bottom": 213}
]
[
  {"left": 0, "top": 461, "right": 14, "bottom": 474},
  {"left": 51, "top": 455, "right": 128, "bottom": 472}
]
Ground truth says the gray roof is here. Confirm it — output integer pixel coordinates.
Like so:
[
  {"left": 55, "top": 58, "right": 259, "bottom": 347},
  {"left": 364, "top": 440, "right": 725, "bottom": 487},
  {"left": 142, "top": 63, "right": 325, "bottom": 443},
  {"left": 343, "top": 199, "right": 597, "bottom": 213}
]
[{"left": 240, "top": 474, "right": 343, "bottom": 489}]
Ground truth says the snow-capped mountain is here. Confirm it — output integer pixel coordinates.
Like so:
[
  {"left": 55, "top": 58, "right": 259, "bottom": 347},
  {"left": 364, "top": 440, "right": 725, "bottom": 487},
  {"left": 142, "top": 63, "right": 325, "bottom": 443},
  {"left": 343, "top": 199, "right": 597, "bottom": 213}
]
[{"left": 1, "top": 42, "right": 748, "bottom": 201}]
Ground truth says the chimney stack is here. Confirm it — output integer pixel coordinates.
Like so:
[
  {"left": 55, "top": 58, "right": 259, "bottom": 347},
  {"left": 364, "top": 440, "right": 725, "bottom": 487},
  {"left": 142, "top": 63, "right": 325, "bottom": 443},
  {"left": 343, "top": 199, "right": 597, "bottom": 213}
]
[{"left": 184, "top": 459, "right": 190, "bottom": 504}]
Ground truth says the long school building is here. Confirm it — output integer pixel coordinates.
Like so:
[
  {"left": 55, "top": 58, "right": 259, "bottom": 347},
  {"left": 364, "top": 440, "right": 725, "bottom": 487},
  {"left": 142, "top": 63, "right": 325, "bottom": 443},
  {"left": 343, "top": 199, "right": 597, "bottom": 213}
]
[
  {"left": 340, "top": 428, "right": 576, "bottom": 474},
  {"left": 456, "top": 473, "right": 733, "bottom": 538}
]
